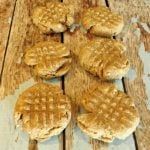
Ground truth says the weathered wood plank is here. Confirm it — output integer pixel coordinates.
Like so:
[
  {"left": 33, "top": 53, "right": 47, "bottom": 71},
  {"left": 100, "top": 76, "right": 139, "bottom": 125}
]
[
  {"left": 108, "top": 0, "right": 150, "bottom": 149},
  {"left": 64, "top": 54, "right": 108, "bottom": 150},
  {"left": 108, "top": 0, "right": 150, "bottom": 23},
  {"left": 64, "top": 0, "right": 136, "bottom": 149},
  {"left": 0, "top": 0, "right": 61, "bottom": 99},
  {"left": 0, "top": 0, "right": 64, "bottom": 150},
  {"left": 63, "top": 1, "right": 109, "bottom": 150},
  {"left": 0, "top": 0, "right": 16, "bottom": 75},
  {"left": 0, "top": 0, "right": 146, "bottom": 149}
]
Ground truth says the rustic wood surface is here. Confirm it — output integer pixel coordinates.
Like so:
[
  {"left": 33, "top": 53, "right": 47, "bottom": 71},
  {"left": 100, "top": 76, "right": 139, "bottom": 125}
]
[
  {"left": 0, "top": 0, "right": 63, "bottom": 150},
  {"left": 0, "top": 0, "right": 150, "bottom": 150},
  {"left": 108, "top": 1, "right": 150, "bottom": 150},
  {"left": 63, "top": 1, "right": 135, "bottom": 150},
  {"left": 0, "top": 0, "right": 16, "bottom": 75}
]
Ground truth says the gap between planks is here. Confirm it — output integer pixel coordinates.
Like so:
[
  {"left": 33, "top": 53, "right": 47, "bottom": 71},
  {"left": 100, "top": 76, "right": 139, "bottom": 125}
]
[
  {"left": 0, "top": 0, "right": 17, "bottom": 82},
  {"left": 61, "top": 31, "right": 66, "bottom": 150},
  {"left": 63, "top": 0, "right": 107, "bottom": 150}
]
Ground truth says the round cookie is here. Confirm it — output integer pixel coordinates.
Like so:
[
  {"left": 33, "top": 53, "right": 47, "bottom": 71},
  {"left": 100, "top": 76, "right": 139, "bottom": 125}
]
[
  {"left": 78, "top": 38, "right": 129, "bottom": 80},
  {"left": 24, "top": 41, "right": 71, "bottom": 79},
  {"left": 81, "top": 6, "right": 124, "bottom": 37},
  {"left": 32, "top": 1, "right": 74, "bottom": 33},
  {"left": 77, "top": 82, "right": 139, "bottom": 142},
  {"left": 14, "top": 83, "right": 71, "bottom": 141}
]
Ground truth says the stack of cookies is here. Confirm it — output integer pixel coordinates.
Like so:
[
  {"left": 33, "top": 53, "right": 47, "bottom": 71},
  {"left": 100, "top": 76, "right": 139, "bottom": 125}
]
[{"left": 14, "top": 1, "right": 139, "bottom": 143}]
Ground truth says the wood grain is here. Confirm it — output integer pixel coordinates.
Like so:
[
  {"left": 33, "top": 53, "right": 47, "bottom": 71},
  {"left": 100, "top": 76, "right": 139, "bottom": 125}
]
[
  {"left": 0, "top": 0, "right": 149, "bottom": 149},
  {"left": 0, "top": 0, "right": 62, "bottom": 100},
  {"left": 0, "top": 0, "right": 64, "bottom": 150},
  {"left": 0, "top": 78, "right": 63, "bottom": 150},
  {"left": 64, "top": 34, "right": 136, "bottom": 150},
  {"left": 0, "top": 0, "right": 16, "bottom": 75},
  {"left": 109, "top": 0, "right": 150, "bottom": 149},
  {"left": 108, "top": 0, "right": 150, "bottom": 23},
  {"left": 63, "top": 1, "right": 109, "bottom": 150}
]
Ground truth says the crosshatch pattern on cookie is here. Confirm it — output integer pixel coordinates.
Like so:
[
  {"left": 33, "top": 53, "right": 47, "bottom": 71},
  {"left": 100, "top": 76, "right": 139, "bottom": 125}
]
[
  {"left": 81, "top": 6, "right": 124, "bottom": 36},
  {"left": 77, "top": 83, "right": 139, "bottom": 142},
  {"left": 24, "top": 41, "right": 71, "bottom": 79},
  {"left": 78, "top": 38, "right": 129, "bottom": 80},
  {"left": 14, "top": 83, "right": 71, "bottom": 140},
  {"left": 32, "top": 2, "right": 74, "bottom": 33}
]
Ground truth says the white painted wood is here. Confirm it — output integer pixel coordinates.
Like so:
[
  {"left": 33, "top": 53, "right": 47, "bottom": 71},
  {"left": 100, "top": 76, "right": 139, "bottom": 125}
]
[
  {"left": 38, "top": 136, "right": 60, "bottom": 150},
  {"left": 72, "top": 125, "right": 92, "bottom": 150},
  {"left": 109, "top": 135, "right": 135, "bottom": 150},
  {"left": 138, "top": 42, "right": 150, "bottom": 110}
]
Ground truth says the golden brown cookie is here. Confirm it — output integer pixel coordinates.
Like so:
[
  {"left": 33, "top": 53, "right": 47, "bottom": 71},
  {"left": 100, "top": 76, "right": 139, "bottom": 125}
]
[
  {"left": 78, "top": 38, "right": 129, "bottom": 80},
  {"left": 77, "top": 82, "right": 139, "bottom": 142},
  {"left": 24, "top": 41, "right": 71, "bottom": 79},
  {"left": 32, "top": 2, "right": 74, "bottom": 33},
  {"left": 14, "top": 83, "right": 71, "bottom": 141},
  {"left": 81, "top": 6, "right": 124, "bottom": 37}
]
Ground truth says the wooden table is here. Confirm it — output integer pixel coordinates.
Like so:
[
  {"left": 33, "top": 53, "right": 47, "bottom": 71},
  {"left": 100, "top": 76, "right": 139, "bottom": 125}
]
[{"left": 0, "top": 0, "right": 150, "bottom": 150}]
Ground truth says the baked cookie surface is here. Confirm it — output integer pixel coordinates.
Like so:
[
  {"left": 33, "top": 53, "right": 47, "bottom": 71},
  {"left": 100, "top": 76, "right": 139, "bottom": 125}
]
[
  {"left": 32, "top": 2, "right": 74, "bottom": 33},
  {"left": 14, "top": 83, "right": 71, "bottom": 141},
  {"left": 78, "top": 38, "right": 129, "bottom": 80},
  {"left": 77, "top": 82, "right": 139, "bottom": 142},
  {"left": 24, "top": 41, "right": 71, "bottom": 79},
  {"left": 81, "top": 6, "right": 124, "bottom": 37}
]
